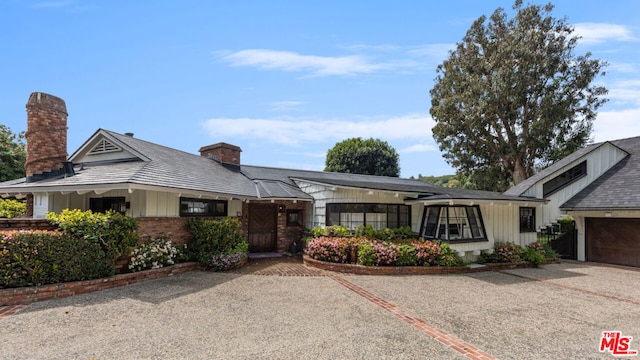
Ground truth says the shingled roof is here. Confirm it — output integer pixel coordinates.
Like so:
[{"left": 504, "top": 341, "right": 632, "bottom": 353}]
[
  {"left": 0, "top": 129, "right": 540, "bottom": 203},
  {"left": 561, "top": 136, "right": 640, "bottom": 211}
]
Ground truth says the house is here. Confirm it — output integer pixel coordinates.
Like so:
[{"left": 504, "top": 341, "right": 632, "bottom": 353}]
[
  {"left": 505, "top": 136, "right": 640, "bottom": 268},
  {"left": 0, "top": 92, "right": 543, "bottom": 259}
]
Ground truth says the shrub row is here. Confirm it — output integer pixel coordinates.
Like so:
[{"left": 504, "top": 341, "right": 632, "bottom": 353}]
[
  {"left": 186, "top": 217, "right": 248, "bottom": 270},
  {"left": 0, "top": 199, "right": 26, "bottom": 218},
  {"left": 480, "top": 241, "right": 556, "bottom": 266},
  {"left": 305, "top": 236, "right": 465, "bottom": 267},
  {"left": 0, "top": 230, "right": 113, "bottom": 288}
]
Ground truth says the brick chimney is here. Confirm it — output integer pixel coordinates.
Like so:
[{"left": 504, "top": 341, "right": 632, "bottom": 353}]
[
  {"left": 199, "top": 142, "right": 242, "bottom": 167},
  {"left": 25, "top": 92, "right": 68, "bottom": 182}
]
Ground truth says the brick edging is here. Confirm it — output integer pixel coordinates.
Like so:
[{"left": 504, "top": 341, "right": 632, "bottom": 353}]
[
  {"left": 303, "top": 255, "right": 554, "bottom": 275},
  {"left": 0, "top": 262, "right": 202, "bottom": 306}
]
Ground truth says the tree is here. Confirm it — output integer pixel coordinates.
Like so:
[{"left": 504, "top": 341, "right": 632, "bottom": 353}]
[
  {"left": 429, "top": 0, "right": 608, "bottom": 192},
  {"left": 0, "top": 125, "right": 26, "bottom": 182},
  {"left": 325, "top": 137, "right": 400, "bottom": 177}
]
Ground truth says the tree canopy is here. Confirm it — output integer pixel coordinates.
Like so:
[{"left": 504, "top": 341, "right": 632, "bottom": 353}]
[
  {"left": 429, "top": 0, "right": 608, "bottom": 192},
  {"left": 325, "top": 137, "right": 400, "bottom": 177},
  {"left": 0, "top": 125, "right": 26, "bottom": 182}
]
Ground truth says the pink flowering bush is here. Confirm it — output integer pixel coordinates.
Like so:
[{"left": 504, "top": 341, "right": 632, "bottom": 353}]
[
  {"left": 357, "top": 240, "right": 400, "bottom": 266},
  {"left": 527, "top": 241, "right": 545, "bottom": 256},
  {"left": 412, "top": 240, "right": 441, "bottom": 266},
  {"left": 482, "top": 241, "right": 524, "bottom": 263},
  {"left": 305, "top": 236, "right": 352, "bottom": 263}
]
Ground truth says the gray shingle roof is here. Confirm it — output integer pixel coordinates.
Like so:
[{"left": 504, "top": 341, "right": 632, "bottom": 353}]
[
  {"left": 561, "top": 136, "right": 640, "bottom": 210},
  {"left": 0, "top": 129, "right": 541, "bottom": 203},
  {"left": 504, "top": 142, "right": 605, "bottom": 196}
]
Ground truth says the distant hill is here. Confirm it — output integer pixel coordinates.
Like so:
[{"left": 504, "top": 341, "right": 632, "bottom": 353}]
[{"left": 410, "top": 174, "right": 461, "bottom": 188}]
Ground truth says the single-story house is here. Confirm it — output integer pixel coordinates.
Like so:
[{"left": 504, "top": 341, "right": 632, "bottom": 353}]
[
  {"left": 1, "top": 92, "right": 547, "bottom": 259},
  {"left": 505, "top": 136, "right": 640, "bottom": 267}
]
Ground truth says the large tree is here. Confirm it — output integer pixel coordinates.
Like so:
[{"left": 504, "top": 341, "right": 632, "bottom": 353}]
[
  {"left": 0, "top": 125, "right": 26, "bottom": 182},
  {"left": 325, "top": 137, "right": 400, "bottom": 177},
  {"left": 430, "top": 0, "right": 608, "bottom": 191}
]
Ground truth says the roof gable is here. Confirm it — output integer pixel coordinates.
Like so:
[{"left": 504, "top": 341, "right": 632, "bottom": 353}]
[{"left": 70, "top": 129, "right": 149, "bottom": 164}]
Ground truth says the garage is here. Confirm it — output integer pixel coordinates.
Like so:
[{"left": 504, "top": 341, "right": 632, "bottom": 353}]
[{"left": 586, "top": 218, "right": 640, "bottom": 267}]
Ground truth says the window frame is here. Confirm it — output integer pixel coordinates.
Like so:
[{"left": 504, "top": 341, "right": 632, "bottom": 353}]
[
  {"left": 543, "top": 161, "right": 587, "bottom": 197},
  {"left": 519, "top": 207, "right": 536, "bottom": 233},
  {"left": 419, "top": 205, "right": 488, "bottom": 243},
  {"left": 89, "top": 197, "right": 127, "bottom": 214},
  {"left": 325, "top": 203, "right": 411, "bottom": 231},
  {"left": 286, "top": 209, "right": 303, "bottom": 227},
  {"left": 179, "top": 197, "right": 228, "bottom": 217}
]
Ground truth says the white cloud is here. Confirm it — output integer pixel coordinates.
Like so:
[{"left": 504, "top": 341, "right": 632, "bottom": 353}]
[
  {"left": 400, "top": 143, "right": 438, "bottom": 154},
  {"left": 607, "top": 79, "right": 640, "bottom": 106},
  {"left": 593, "top": 107, "right": 640, "bottom": 142},
  {"left": 573, "top": 23, "right": 637, "bottom": 44},
  {"left": 201, "top": 113, "right": 434, "bottom": 146},
  {"left": 216, "top": 49, "right": 386, "bottom": 76}
]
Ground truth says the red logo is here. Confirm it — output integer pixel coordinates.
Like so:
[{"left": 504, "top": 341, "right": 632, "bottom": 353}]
[{"left": 600, "top": 331, "right": 638, "bottom": 357}]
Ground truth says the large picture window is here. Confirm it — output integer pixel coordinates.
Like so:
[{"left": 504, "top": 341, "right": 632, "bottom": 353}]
[
  {"left": 180, "top": 197, "right": 227, "bottom": 217},
  {"left": 420, "top": 205, "right": 487, "bottom": 242},
  {"left": 326, "top": 203, "right": 410, "bottom": 231}
]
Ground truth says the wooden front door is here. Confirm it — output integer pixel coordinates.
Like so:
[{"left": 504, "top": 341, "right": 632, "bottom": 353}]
[{"left": 248, "top": 204, "right": 278, "bottom": 252}]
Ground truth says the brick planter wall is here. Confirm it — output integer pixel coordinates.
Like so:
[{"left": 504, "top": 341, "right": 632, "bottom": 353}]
[
  {"left": 0, "top": 262, "right": 202, "bottom": 306},
  {"left": 0, "top": 218, "right": 55, "bottom": 231},
  {"left": 303, "top": 255, "right": 553, "bottom": 275},
  {"left": 136, "top": 217, "right": 192, "bottom": 244}
]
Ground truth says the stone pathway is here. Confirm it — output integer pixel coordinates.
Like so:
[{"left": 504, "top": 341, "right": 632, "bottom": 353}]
[{"left": 230, "top": 255, "right": 329, "bottom": 276}]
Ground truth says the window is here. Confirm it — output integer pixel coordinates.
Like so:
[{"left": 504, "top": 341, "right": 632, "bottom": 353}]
[
  {"left": 180, "top": 197, "right": 227, "bottom": 217},
  {"left": 90, "top": 197, "right": 127, "bottom": 214},
  {"left": 543, "top": 161, "right": 586, "bottom": 197},
  {"left": 287, "top": 209, "right": 303, "bottom": 227},
  {"left": 420, "top": 205, "right": 487, "bottom": 242},
  {"left": 326, "top": 203, "right": 410, "bottom": 231},
  {"left": 520, "top": 207, "right": 536, "bottom": 233}
]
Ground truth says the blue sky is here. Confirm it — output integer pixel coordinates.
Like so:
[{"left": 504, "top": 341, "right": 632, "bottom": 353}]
[{"left": 1, "top": 1, "right": 639, "bottom": 178}]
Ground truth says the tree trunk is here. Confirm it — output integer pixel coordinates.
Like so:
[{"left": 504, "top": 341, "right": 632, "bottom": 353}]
[{"left": 512, "top": 161, "right": 528, "bottom": 185}]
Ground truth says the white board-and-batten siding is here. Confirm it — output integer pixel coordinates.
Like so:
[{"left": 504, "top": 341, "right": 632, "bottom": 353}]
[{"left": 523, "top": 143, "right": 628, "bottom": 226}]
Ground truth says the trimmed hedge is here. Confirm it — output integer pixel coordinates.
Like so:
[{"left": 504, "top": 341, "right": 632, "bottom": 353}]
[{"left": 0, "top": 230, "right": 113, "bottom": 288}]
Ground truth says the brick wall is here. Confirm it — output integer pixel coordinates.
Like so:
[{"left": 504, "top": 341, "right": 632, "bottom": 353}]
[
  {"left": 198, "top": 142, "right": 241, "bottom": 165},
  {"left": 241, "top": 200, "right": 307, "bottom": 253},
  {"left": 0, "top": 218, "right": 55, "bottom": 231},
  {"left": 24, "top": 92, "right": 68, "bottom": 178},
  {"left": 136, "top": 217, "right": 192, "bottom": 244}
]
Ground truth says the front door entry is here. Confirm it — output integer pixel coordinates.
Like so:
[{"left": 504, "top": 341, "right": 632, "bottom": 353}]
[{"left": 248, "top": 204, "right": 277, "bottom": 252}]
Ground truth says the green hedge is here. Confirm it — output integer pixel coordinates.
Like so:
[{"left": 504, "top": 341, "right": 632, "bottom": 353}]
[
  {"left": 0, "top": 199, "right": 26, "bottom": 218},
  {"left": 186, "top": 217, "right": 248, "bottom": 267},
  {"left": 0, "top": 230, "right": 113, "bottom": 288}
]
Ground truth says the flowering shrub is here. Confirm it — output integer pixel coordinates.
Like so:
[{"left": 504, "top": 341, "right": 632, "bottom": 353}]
[
  {"left": 0, "top": 230, "right": 113, "bottom": 288},
  {"left": 527, "top": 241, "right": 545, "bottom": 256},
  {"left": 412, "top": 240, "right": 441, "bottom": 266},
  {"left": 128, "top": 238, "right": 182, "bottom": 272},
  {"left": 357, "top": 240, "right": 399, "bottom": 266},
  {"left": 305, "top": 236, "right": 351, "bottom": 263},
  {"left": 482, "top": 242, "right": 524, "bottom": 263},
  {"left": 211, "top": 252, "right": 247, "bottom": 271}
]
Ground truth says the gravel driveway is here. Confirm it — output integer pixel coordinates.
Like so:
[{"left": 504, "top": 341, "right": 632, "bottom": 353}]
[{"left": 1, "top": 260, "right": 639, "bottom": 359}]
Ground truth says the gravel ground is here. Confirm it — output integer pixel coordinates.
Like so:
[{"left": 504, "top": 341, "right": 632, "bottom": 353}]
[{"left": 1, "top": 261, "right": 639, "bottom": 359}]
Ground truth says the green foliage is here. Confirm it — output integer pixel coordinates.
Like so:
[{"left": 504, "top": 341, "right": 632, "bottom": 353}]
[
  {"left": 47, "top": 209, "right": 139, "bottom": 259},
  {"left": 413, "top": 174, "right": 462, "bottom": 188},
  {"left": 0, "top": 199, "right": 26, "bottom": 218},
  {"left": 325, "top": 137, "right": 400, "bottom": 177},
  {"left": 354, "top": 225, "right": 414, "bottom": 241},
  {"left": 310, "top": 225, "right": 351, "bottom": 237},
  {"left": 429, "top": 1, "right": 608, "bottom": 190},
  {"left": 523, "top": 247, "right": 546, "bottom": 267},
  {"left": 0, "top": 125, "right": 26, "bottom": 182},
  {"left": 436, "top": 242, "right": 464, "bottom": 267},
  {"left": 128, "top": 237, "right": 184, "bottom": 272},
  {"left": 356, "top": 242, "right": 376, "bottom": 266},
  {"left": 481, "top": 242, "right": 525, "bottom": 263},
  {"left": 396, "top": 244, "right": 417, "bottom": 266},
  {"left": 0, "top": 230, "right": 113, "bottom": 288},
  {"left": 186, "top": 217, "right": 248, "bottom": 266}
]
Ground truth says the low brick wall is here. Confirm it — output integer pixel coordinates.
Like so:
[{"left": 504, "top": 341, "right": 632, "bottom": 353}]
[
  {"left": 303, "top": 255, "right": 552, "bottom": 275},
  {"left": 0, "top": 218, "right": 55, "bottom": 231},
  {"left": 0, "top": 262, "right": 202, "bottom": 306},
  {"left": 136, "top": 217, "right": 192, "bottom": 244}
]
